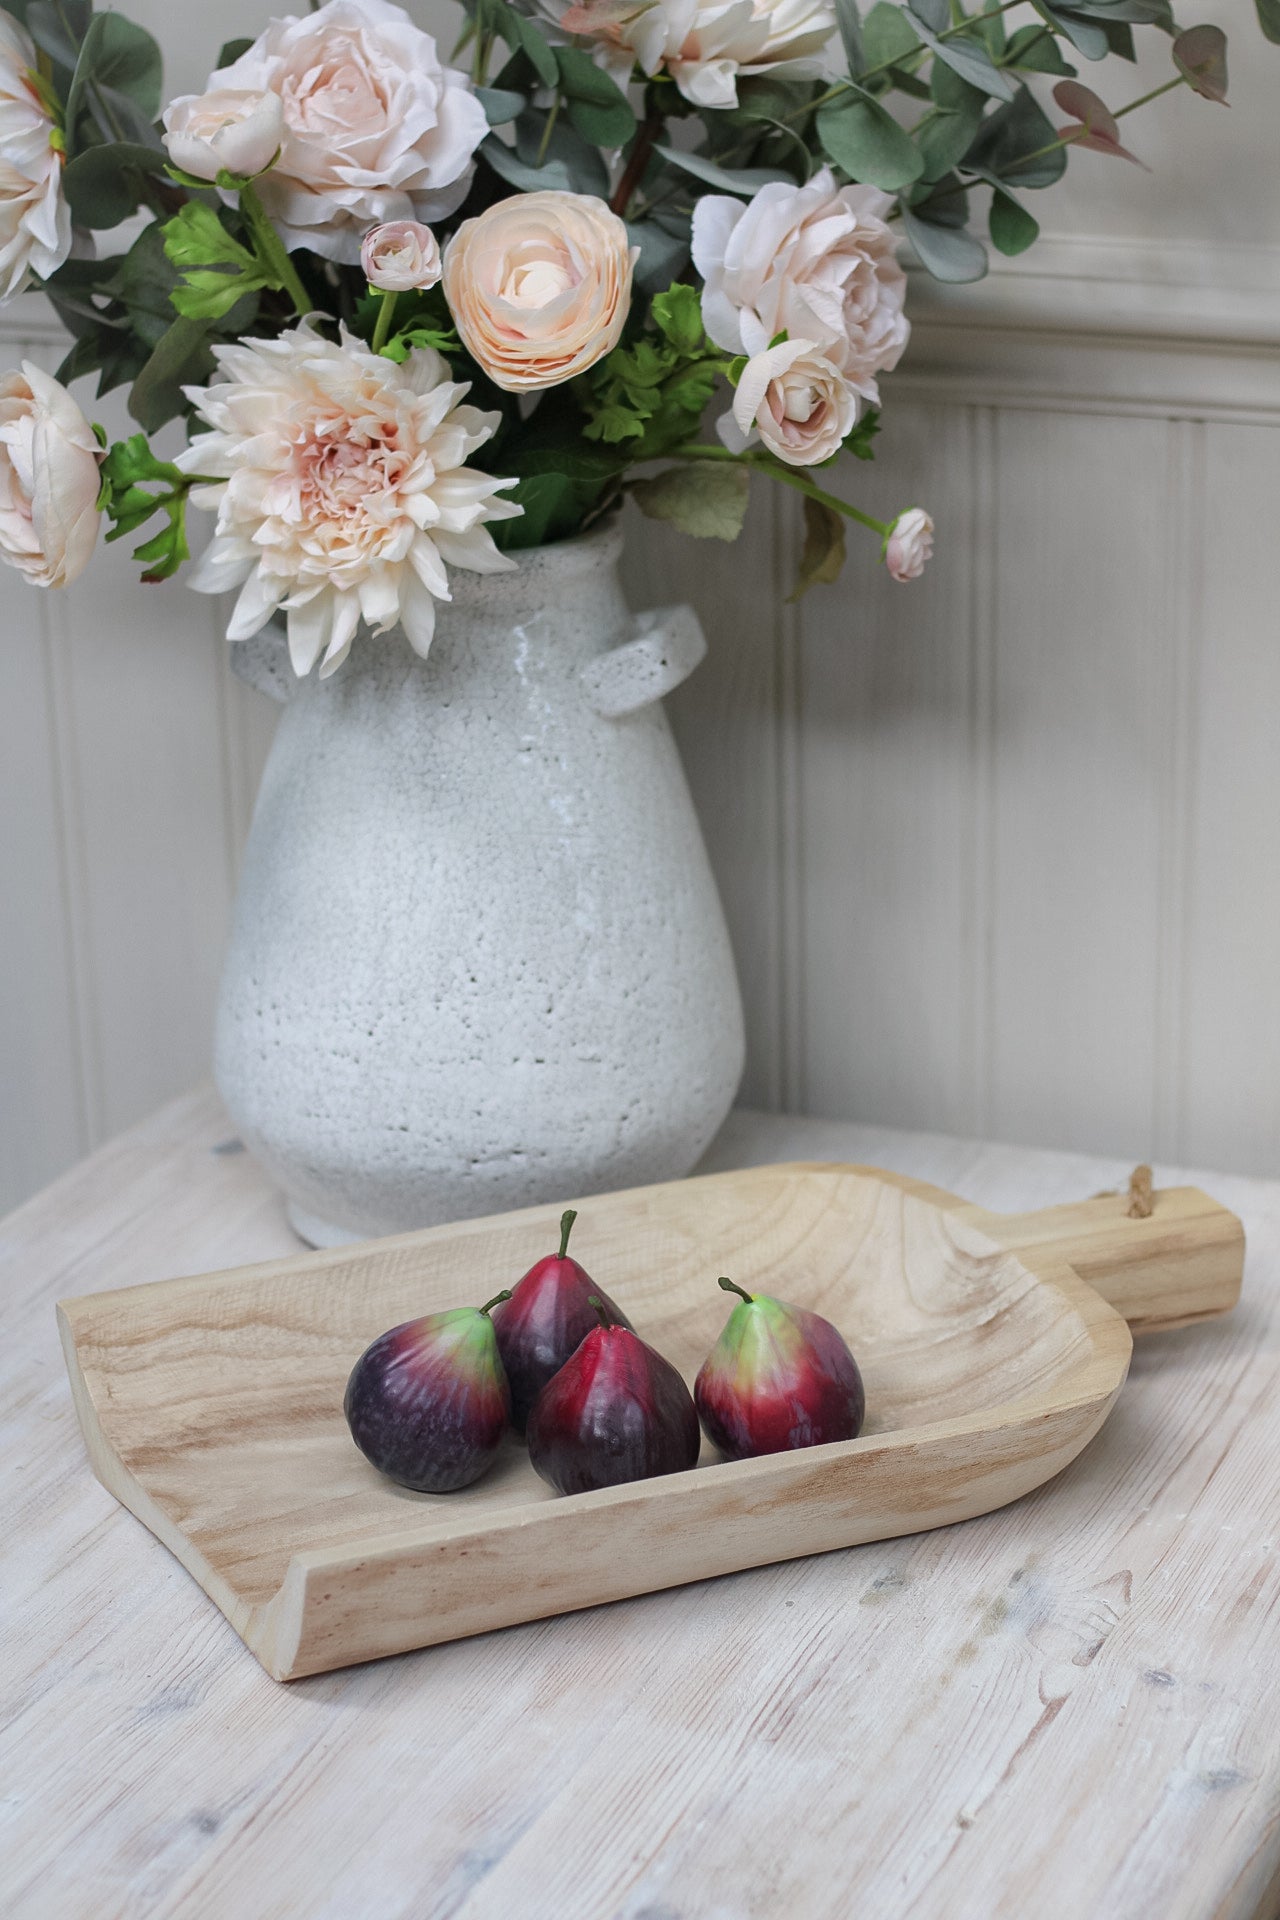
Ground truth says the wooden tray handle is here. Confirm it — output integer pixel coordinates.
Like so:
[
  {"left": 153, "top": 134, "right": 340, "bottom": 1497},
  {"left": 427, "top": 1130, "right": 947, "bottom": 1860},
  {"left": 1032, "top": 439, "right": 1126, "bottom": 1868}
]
[{"left": 962, "top": 1184, "right": 1244, "bottom": 1336}]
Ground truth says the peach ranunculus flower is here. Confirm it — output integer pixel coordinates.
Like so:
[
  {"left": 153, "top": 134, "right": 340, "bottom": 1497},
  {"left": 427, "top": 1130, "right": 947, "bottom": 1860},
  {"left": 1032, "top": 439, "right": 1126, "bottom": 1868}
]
[
  {"left": 162, "top": 88, "right": 285, "bottom": 184},
  {"left": 884, "top": 507, "right": 934, "bottom": 583},
  {"left": 176, "top": 324, "right": 522, "bottom": 677},
  {"left": 0, "top": 363, "right": 102, "bottom": 588},
  {"left": 442, "top": 192, "right": 638, "bottom": 394},
  {"left": 197, "top": 0, "right": 488, "bottom": 264},
  {"left": 726, "top": 338, "right": 857, "bottom": 467},
  {"left": 547, "top": 0, "right": 835, "bottom": 110},
  {"left": 362, "top": 220, "right": 442, "bottom": 292},
  {"left": 692, "top": 169, "right": 909, "bottom": 403},
  {"left": 0, "top": 12, "right": 72, "bottom": 301}
]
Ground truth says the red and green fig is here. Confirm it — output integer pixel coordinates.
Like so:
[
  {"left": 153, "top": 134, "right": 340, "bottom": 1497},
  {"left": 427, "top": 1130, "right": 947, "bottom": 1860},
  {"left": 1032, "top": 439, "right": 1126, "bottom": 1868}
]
[
  {"left": 491, "top": 1209, "right": 633, "bottom": 1433},
  {"left": 527, "top": 1297, "right": 700, "bottom": 1495},
  {"left": 695, "top": 1277, "right": 865, "bottom": 1460},
  {"left": 344, "top": 1290, "right": 513, "bottom": 1493}
]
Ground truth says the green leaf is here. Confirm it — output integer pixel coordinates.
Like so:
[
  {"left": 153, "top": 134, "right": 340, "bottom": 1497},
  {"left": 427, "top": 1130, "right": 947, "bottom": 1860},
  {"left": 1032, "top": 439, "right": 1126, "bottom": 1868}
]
[
  {"left": 651, "top": 283, "right": 705, "bottom": 356},
  {"left": 62, "top": 142, "right": 170, "bottom": 229},
  {"left": 906, "top": 11, "right": 1015, "bottom": 99},
  {"left": 98, "top": 432, "right": 196, "bottom": 582},
  {"left": 476, "top": 84, "right": 525, "bottom": 125},
  {"left": 627, "top": 216, "right": 691, "bottom": 293},
  {"left": 162, "top": 201, "right": 272, "bottom": 322},
  {"left": 899, "top": 202, "right": 988, "bottom": 281},
  {"left": 964, "top": 82, "right": 1067, "bottom": 187},
  {"left": 26, "top": 0, "right": 91, "bottom": 73},
  {"left": 988, "top": 184, "right": 1039, "bottom": 254},
  {"left": 1033, "top": 3, "right": 1108, "bottom": 60},
  {"left": 918, "top": 68, "right": 986, "bottom": 178},
  {"left": 835, "top": 0, "right": 866, "bottom": 74},
  {"left": 1003, "top": 24, "right": 1077, "bottom": 72},
  {"left": 912, "top": 0, "right": 949, "bottom": 28},
  {"left": 499, "top": 8, "right": 559, "bottom": 87},
  {"left": 817, "top": 89, "right": 925, "bottom": 191},
  {"left": 217, "top": 37, "right": 254, "bottom": 68},
  {"left": 483, "top": 126, "right": 608, "bottom": 198},
  {"left": 787, "top": 496, "right": 846, "bottom": 601},
  {"left": 631, "top": 462, "right": 750, "bottom": 542},
  {"left": 66, "top": 12, "right": 163, "bottom": 147},
  {"left": 1258, "top": 0, "right": 1280, "bottom": 45},
  {"left": 128, "top": 316, "right": 217, "bottom": 433},
  {"left": 862, "top": 1, "right": 922, "bottom": 68},
  {"left": 654, "top": 146, "right": 793, "bottom": 196}
]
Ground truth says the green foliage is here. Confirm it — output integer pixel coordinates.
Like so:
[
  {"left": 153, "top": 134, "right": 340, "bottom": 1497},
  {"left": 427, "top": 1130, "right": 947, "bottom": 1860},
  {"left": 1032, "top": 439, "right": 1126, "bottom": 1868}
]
[
  {"left": 162, "top": 202, "right": 275, "bottom": 321},
  {"left": 580, "top": 284, "right": 724, "bottom": 459},
  {"left": 62, "top": 141, "right": 171, "bottom": 230},
  {"left": 1259, "top": 0, "right": 1280, "bottom": 46},
  {"left": 631, "top": 461, "right": 750, "bottom": 542},
  {"left": 987, "top": 183, "right": 1040, "bottom": 255},
  {"left": 556, "top": 48, "right": 636, "bottom": 147},
  {"left": 817, "top": 88, "right": 925, "bottom": 190},
  {"left": 97, "top": 434, "right": 199, "bottom": 582},
  {"left": 906, "top": 9, "right": 1014, "bottom": 100},
  {"left": 217, "top": 37, "right": 254, "bottom": 67},
  {"left": 65, "top": 11, "right": 164, "bottom": 157}
]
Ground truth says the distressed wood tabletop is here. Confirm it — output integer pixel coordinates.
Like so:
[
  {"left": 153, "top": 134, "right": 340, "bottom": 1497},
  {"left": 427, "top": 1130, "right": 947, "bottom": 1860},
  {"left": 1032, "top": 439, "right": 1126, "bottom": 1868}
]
[{"left": 3, "top": 1090, "right": 1278, "bottom": 1920}]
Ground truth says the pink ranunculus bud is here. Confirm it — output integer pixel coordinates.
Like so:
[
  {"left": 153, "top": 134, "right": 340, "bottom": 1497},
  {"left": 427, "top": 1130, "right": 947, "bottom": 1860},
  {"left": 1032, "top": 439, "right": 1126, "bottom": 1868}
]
[
  {"left": 361, "top": 220, "right": 443, "bottom": 293},
  {"left": 884, "top": 507, "right": 934, "bottom": 584}
]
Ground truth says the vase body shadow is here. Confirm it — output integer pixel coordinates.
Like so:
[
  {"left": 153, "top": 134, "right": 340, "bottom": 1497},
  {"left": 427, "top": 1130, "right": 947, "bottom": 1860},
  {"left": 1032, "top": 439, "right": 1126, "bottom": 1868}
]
[{"left": 215, "top": 521, "right": 746, "bottom": 1245}]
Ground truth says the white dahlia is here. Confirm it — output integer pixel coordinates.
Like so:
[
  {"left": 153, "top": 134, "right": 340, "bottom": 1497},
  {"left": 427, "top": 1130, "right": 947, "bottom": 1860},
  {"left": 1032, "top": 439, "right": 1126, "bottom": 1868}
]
[{"left": 178, "top": 325, "right": 521, "bottom": 677}]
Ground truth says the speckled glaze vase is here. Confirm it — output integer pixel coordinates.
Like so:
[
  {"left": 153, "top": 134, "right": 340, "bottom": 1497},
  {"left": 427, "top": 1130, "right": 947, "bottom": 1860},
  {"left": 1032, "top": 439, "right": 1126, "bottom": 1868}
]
[{"left": 216, "top": 520, "right": 745, "bottom": 1246}]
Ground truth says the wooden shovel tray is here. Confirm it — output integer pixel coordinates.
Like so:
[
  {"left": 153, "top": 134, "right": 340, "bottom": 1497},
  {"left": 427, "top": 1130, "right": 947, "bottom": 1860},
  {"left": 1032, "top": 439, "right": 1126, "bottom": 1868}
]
[{"left": 58, "top": 1162, "right": 1243, "bottom": 1681}]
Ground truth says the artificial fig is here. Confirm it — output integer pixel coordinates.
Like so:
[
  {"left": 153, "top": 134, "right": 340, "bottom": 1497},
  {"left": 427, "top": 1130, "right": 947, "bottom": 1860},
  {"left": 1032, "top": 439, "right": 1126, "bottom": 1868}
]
[{"left": 694, "top": 1277, "right": 865, "bottom": 1460}]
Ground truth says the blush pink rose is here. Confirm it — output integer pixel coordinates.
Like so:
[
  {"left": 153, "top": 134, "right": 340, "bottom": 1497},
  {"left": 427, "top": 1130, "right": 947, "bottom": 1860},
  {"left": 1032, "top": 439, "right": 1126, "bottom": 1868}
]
[
  {"left": 726, "top": 338, "right": 857, "bottom": 467},
  {"left": 884, "top": 507, "right": 934, "bottom": 583},
  {"left": 0, "top": 363, "right": 102, "bottom": 588},
  {"left": 162, "top": 88, "right": 285, "bottom": 183},
  {"left": 443, "top": 191, "right": 637, "bottom": 393},
  {"left": 361, "top": 220, "right": 442, "bottom": 292}
]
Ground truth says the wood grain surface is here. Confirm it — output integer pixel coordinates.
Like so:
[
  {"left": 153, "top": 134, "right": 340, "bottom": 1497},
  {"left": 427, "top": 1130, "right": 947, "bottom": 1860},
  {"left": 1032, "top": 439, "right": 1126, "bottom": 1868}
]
[{"left": 3, "top": 1092, "right": 1278, "bottom": 1918}]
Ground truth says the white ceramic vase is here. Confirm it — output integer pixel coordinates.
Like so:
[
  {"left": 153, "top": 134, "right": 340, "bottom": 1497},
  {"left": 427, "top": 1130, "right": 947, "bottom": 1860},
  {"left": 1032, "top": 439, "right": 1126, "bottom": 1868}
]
[{"left": 217, "top": 520, "right": 746, "bottom": 1246}]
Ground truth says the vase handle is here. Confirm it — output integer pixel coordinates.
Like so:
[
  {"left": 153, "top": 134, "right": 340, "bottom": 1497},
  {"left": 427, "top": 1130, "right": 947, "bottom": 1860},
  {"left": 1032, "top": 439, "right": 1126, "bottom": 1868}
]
[
  {"left": 229, "top": 624, "right": 295, "bottom": 704},
  {"left": 580, "top": 604, "right": 706, "bottom": 718}
]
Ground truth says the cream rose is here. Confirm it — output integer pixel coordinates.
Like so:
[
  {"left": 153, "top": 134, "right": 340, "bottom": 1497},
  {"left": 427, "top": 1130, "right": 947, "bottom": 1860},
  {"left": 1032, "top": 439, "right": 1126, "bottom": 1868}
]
[
  {"left": 442, "top": 191, "right": 638, "bottom": 394},
  {"left": 205, "top": 0, "right": 488, "bottom": 264},
  {"left": 693, "top": 169, "right": 909, "bottom": 403},
  {"left": 727, "top": 339, "right": 858, "bottom": 468},
  {"left": 162, "top": 88, "right": 285, "bottom": 184},
  {"left": 0, "top": 363, "right": 102, "bottom": 588},
  {"left": 362, "top": 220, "right": 442, "bottom": 292},
  {"left": 0, "top": 12, "right": 72, "bottom": 301},
  {"left": 884, "top": 507, "right": 934, "bottom": 583},
  {"left": 550, "top": 0, "right": 835, "bottom": 110}
]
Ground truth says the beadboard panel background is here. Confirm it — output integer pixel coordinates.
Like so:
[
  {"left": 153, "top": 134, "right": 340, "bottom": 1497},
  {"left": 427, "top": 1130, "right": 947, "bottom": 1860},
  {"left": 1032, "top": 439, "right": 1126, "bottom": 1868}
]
[{"left": 5, "top": 0, "right": 1280, "bottom": 1211}]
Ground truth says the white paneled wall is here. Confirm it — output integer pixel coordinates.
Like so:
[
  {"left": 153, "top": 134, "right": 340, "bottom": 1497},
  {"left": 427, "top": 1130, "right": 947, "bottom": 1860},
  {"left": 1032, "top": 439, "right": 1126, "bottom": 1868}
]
[{"left": 4, "top": 0, "right": 1280, "bottom": 1211}]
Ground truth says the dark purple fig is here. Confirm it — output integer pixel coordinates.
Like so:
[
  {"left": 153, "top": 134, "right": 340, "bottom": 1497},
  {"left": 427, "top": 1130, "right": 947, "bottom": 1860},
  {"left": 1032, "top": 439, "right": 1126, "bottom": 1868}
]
[
  {"left": 490, "top": 1210, "right": 632, "bottom": 1432},
  {"left": 344, "top": 1290, "right": 513, "bottom": 1492},
  {"left": 695, "top": 1277, "right": 865, "bottom": 1460},
  {"left": 527, "top": 1296, "right": 700, "bottom": 1495}
]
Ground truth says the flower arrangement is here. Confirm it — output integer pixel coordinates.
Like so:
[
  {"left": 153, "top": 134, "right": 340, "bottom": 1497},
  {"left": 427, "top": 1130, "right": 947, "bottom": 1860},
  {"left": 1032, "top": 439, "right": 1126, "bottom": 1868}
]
[{"left": 0, "top": 0, "right": 1261, "bottom": 672}]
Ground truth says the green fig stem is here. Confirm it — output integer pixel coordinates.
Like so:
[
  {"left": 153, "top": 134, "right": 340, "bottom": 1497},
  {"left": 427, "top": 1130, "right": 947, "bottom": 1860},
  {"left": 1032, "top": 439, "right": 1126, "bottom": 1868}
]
[
  {"left": 587, "top": 1294, "right": 614, "bottom": 1330},
  {"left": 558, "top": 1208, "right": 578, "bottom": 1259},
  {"left": 478, "top": 1289, "right": 513, "bottom": 1317},
  {"left": 718, "top": 1276, "right": 754, "bottom": 1305}
]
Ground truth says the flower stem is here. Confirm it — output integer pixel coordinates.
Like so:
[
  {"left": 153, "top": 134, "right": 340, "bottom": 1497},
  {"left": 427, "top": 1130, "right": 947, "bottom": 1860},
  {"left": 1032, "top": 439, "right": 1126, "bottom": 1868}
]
[
  {"left": 610, "top": 109, "right": 661, "bottom": 219},
  {"left": 674, "top": 445, "right": 891, "bottom": 538},
  {"left": 240, "top": 179, "right": 311, "bottom": 319},
  {"left": 371, "top": 289, "right": 398, "bottom": 355},
  {"left": 536, "top": 95, "right": 562, "bottom": 167}
]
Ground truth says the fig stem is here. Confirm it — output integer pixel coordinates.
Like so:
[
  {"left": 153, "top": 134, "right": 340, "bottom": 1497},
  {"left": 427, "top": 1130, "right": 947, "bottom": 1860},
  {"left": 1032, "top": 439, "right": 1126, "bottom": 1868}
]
[
  {"left": 479, "top": 1289, "right": 513, "bottom": 1317},
  {"left": 558, "top": 1208, "right": 578, "bottom": 1259},
  {"left": 587, "top": 1293, "right": 614, "bottom": 1330},
  {"left": 718, "top": 1276, "right": 754, "bottom": 1305}
]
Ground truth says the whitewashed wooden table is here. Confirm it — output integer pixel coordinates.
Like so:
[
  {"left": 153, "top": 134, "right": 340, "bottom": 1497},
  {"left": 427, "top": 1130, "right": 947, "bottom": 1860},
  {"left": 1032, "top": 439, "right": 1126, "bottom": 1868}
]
[{"left": 3, "top": 1091, "right": 1279, "bottom": 1920}]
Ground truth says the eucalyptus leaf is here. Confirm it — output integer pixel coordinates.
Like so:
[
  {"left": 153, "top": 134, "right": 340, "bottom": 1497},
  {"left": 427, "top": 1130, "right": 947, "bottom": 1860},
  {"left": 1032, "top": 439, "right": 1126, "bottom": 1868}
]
[
  {"left": 216, "top": 37, "right": 254, "bottom": 69},
  {"left": 66, "top": 12, "right": 163, "bottom": 141},
  {"left": 987, "top": 185, "right": 1039, "bottom": 254},
  {"left": 483, "top": 126, "right": 608, "bottom": 198},
  {"left": 631, "top": 461, "right": 749, "bottom": 542},
  {"left": 835, "top": 0, "right": 865, "bottom": 75},
  {"left": 26, "top": 0, "right": 91, "bottom": 73},
  {"left": 1033, "top": 2, "right": 1109, "bottom": 59},
  {"left": 911, "top": 0, "right": 949, "bottom": 30},
  {"left": 128, "top": 317, "right": 217, "bottom": 433},
  {"left": 862, "top": 1, "right": 921, "bottom": 69},
  {"left": 502, "top": 10, "right": 560, "bottom": 88},
  {"left": 816, "top": 89, "right": 925, "bottom": 191},
  {"left": 62, "top": 142, "right": 169, "bottom": 229},
  {"left": 1057, "top": 0, "right": 1171, "bottom": 21},
  {"left": 653, "top": 145, "right": 793, "bottom": 195},
  {"left": 964, "top": 83, "right": 1067, "bottom": 187},
  {"left": 1258, "top": 0, "right": 1280, "bottom": 45},
  {"left": 627, "top": 217, "right": 691, "bottom": 293},
  {"left": 917, "top": 88, "right": 985, "bottom": 179},
  {"left": 1172, "top": 24, "right": 1227, "bottom": 103},
  {"left": 1004, "top": 23, "right": 1077, "bottom": 72},
  {"left": 899, "top": 202, "right": 988, "bottom": 281},
  {"left": 906, "top": 11, "right": 1015, "bottom": 99},
  {"left": 476, "top": 85, "right": 526, "bottom": 125}
]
